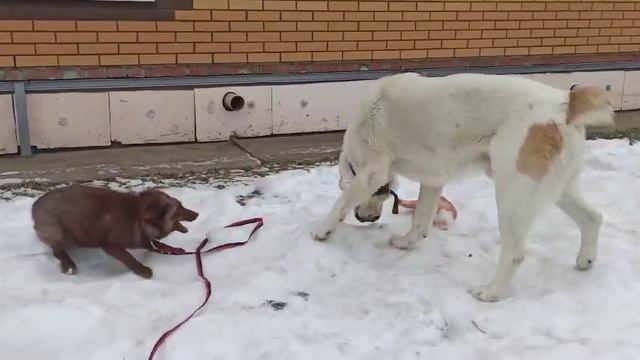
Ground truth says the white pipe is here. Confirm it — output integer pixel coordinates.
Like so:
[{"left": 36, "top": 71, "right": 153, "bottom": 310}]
[{"left": 222, "top": 92, "right": 245, "bottom": 111}]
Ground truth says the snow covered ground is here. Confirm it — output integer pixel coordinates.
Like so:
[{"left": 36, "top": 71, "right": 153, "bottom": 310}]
[{"left": 1, "top": 139, "right": 640, "bottom": 360}]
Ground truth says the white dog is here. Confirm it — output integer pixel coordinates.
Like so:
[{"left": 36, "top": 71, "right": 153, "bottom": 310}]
[{"left": 312, "top": 72, "right": 614, "bottom": 302}]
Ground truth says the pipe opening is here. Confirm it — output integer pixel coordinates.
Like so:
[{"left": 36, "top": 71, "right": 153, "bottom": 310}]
[{"left": 222, "top": 92, "right": 245, "bottom": 111}]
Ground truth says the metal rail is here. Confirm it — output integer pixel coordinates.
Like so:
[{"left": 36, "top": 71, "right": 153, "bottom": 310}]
[{"left": 2, "top": 60, "right": 640, "bottom": 94}]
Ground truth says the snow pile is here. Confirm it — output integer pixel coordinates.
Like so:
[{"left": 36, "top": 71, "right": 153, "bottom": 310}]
[{"left": 1, "top": 139, "right": 640, "bottom": 360}]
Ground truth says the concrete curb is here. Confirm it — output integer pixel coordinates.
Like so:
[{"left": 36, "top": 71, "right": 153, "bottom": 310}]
[
  {"left": 0, "top": 132, "right": 345, "bottom": 190},
  {"left": 231, "top": 132, "right": 343, "bottom": 165},
  {"left": 0, "top": 142, "right": 260, "bottom": 186}
]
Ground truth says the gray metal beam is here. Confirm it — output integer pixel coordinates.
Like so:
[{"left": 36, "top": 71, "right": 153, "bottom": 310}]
[
  {"left": 13, "top": 82, "right": 32, "bottom": 157},
  {"left": 0, "top": 82, "right": 12, "bottom": 93},
  {"left": 0, "top": 59, "right": 639, "bottom": 94}
]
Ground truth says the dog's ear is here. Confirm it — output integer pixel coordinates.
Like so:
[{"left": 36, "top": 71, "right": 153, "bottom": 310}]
[
  {"left": 144, "top": 201, "right": 169, "bottom": 222},
  {"left": 337, "top": 152, "right": 355, "bottom": 190},
  {"left": 143, "top": 196, "right": 177, "bottom": 222},
  {"left": 142, "top": 193, "right": 176, "bottom": 227},
  {"left": 140, "top": 188, "right": 197, "bottom": 235}
]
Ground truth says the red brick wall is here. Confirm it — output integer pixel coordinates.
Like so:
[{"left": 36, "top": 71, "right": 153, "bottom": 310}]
[{"left": 0, "top": 1, "right": 638, "bottom": 73}]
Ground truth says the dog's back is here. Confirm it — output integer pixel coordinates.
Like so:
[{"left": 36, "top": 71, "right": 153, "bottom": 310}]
[
  {"left": 32, "top": 185, "right": 138, "bottom": 248},
  {"left": 366, "top": 73, "right": 565, "bottom": 138},
  {"left": 370, "top": 72, "right": 613, "bottom": 130},
  {"left": 346, "top": 72, "right": 614, "bottom": 180}
]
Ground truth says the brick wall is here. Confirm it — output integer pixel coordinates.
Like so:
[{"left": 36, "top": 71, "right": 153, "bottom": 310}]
[{"left": 0, "top": 1, "right": 639, "bottom": 70}]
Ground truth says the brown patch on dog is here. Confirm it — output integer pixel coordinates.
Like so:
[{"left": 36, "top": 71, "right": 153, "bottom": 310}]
[
  {"left": 567, "top": 86, "right": 612, "bottom": 124},
  {"left": 517, "top": 123, "right": 564, "bottom": 181}
]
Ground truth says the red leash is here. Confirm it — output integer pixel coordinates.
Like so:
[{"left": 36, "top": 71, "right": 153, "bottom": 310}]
[{"left": 147, "top": 217, "right": 264, "bottom": 360}]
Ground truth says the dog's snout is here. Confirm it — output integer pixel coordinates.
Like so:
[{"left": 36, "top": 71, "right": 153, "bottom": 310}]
[{"left": 354, "top": 210, "right": 381, "bottom": 223}]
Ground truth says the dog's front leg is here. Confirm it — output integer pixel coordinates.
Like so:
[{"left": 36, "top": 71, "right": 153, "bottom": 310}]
[
  {"left": 390, "top": 184, "right": 443, "bottom": 249},
  {"left": 103, "top": 246, "right": 153, "bottom": 279},
  {"left": 52, "top": 248, "right": 77, "bottom": 275},
  {"left": 312, "top": 165, "right": 390, "bottom": 241}
]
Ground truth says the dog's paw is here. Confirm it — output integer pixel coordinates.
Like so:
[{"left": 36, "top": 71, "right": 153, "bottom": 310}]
[
  {"left": 311, "top": 228, "right": 332, "bottom": 242},
  {"left": 135, "top": 266, "right": 153, "bottom": 279},
  {"left": 576, "top": 250, "right": 596, "bottom": 271},
  {"left": 311, "top": 222, "right": 334, "bottom": 242},
  {"left": 60, "top": 264, "right": 77, "bottom": 275},
  {"left": 469, "top": 285, "right": 503, "bottom": 303},
  {"left": 389, "top": 234, "right": 418, "bottom": 250}
]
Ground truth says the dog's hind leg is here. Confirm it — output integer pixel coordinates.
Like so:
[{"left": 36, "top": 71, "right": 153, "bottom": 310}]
[
  {"left": 35, "top": 225, "right": 77, "bottom": 275},
  {"left": 102, "top": 246, "right": 153, "bottom": 279},
  {"left": 52, "top": 248, "right": 77, "bottom": 275},
  {"left": 556, "top": 180, "right": 602, "bottom": 271},
  {"left": 312, "top": 161, "right": 391, "bottom": 241},
  {"left": 390, "top": 183, "right": 443, "bottom": 249},
  {"left": 471, "top": 178, "right": 541, "bottom": 302}
]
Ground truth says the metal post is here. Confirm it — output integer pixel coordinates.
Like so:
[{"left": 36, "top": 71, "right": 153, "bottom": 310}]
[{"left": 13, "top": 82, "right": 31, "bottom": 157}]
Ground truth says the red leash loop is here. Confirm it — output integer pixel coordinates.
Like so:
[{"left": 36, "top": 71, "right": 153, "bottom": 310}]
[
  {"left": 149, "top": 217, "right": 264, "bottom": 256},
  {"left": 147, "top": 217, "right": 264, "bottom": 360}
]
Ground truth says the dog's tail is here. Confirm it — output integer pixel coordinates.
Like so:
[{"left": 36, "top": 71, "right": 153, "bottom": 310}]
[{"left": 566, "top": 86, "right": 616, "bottom": 128}]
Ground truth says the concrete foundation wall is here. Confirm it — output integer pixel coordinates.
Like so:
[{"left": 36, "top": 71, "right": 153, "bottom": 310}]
[
  {"left": 109, "top": 90, "right": 195, "bottom": 144},
  {"left": 0, "top": 69, "right": 637, "bottom": 155},
  {"left": 195, "top": 85, "right": 273, "bottom": 141},
  {"left": 0, "top": 94, "right": 17, "bottom": 154},
  {"left": 27, "top": 92, "right": 111, "bottom": 149}
]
